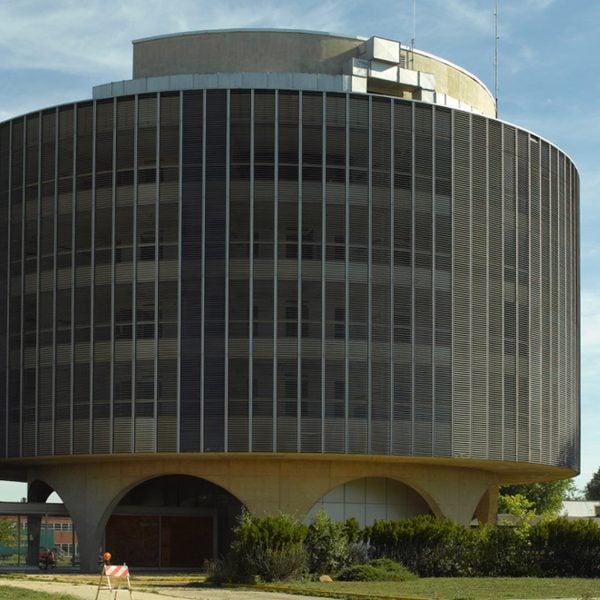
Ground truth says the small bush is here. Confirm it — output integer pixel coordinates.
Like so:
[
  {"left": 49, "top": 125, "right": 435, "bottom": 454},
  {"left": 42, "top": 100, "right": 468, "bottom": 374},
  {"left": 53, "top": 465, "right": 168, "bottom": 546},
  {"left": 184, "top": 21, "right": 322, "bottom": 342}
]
[
  {"left": 369, "top": 557, "right": 411, "bottom": 571},
  {"left": 206, "top": 555, "right": 247, "bottom": 584},
  {"left": 305, "top": 511, "right": 350, "bottom": 574},
  {"left": 346, "top": 540, "right": 372, "bottom": 565},
  {"left": 337, "top": 558, "right": 416, "bottom": 581},
  {"left": 224, "top": 511, "right": 308, "bottom": 582},
  {"left": 343, "top": 517, "right": 361, "bottom": 544},
  {"left": 364, "top": 515, "right": 479, "bottom": 577},
  {"left": 336, "top": 564, "right": 388, "bottom": 581},
  {"left": 476, "top": 524, "right": 532, "bottom": 576},
  {"left": 248, "top": 544, "right": 309, "bottom": 582}
]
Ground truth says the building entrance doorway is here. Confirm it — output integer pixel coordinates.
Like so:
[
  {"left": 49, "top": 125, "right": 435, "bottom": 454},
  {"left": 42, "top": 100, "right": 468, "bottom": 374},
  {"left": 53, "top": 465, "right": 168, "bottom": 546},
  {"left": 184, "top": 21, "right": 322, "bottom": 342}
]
[
  {"left": 105, "top": 475, "right": 243, "bottom": 568},
  {"left": 106, "top": 514, "right": 214, "bottom": 568}
]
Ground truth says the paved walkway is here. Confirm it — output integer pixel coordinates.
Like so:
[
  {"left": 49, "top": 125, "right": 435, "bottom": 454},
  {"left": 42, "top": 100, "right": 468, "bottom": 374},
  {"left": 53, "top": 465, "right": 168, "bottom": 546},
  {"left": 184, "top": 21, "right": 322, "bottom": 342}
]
[{"left": 0, "top": 578, "right": 322, "bottom": 600}]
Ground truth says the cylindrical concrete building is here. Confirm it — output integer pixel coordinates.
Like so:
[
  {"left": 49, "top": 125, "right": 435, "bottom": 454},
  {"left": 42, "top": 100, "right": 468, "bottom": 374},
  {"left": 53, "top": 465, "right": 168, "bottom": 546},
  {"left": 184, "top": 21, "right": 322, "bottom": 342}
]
[{"left": 0, "top": 30, "right": 579, "bottom": 570}]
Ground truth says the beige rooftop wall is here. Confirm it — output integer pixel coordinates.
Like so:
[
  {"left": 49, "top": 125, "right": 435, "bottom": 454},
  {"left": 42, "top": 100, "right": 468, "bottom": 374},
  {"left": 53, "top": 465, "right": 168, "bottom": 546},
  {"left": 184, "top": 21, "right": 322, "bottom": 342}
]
[
  {"left": 133, "top": 30, "right": 363, "bottom": 78},
  {"left": 132, "top": 29, "right": 496, "bottom": 117},
  {"left": 411, "top": 51, "right": 496, "bottom": 118}
]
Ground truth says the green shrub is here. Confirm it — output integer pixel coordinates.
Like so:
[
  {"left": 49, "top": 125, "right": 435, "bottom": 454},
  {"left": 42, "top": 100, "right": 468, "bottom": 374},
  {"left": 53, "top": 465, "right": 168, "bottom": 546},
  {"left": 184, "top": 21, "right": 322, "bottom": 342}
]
[
  {"left": 477, "top": 518, "right": 600, "bottom": 578},
  {"left": 246, "top": 544, "right": 309, "bottom": 582},
  {"left": 363, "top": 514, "right": 600, "bottom": 578},
  {"left": 343, "top": 517, "right": 361, "bottom": 544},
  {"left": 364, "top": 515, "right": 479, "bottom": 577},
  {"left": 529, "top": 517, "right": 600, "bottom": 578},
  {"left": 224, "top": 511, "right": 308, "bottom": 582},
  {"left": 347, "top": 540, "right": 371, "bottom": 565},
  {"left": 336, "top": 564, "right": 390, "bottom": 581},
  {"left": 337, "top": 558, "right": 416, "bottom": 581},
  {"left": 305, "top": 511, "right": 350, "bottom": 574},
  {"left": 476, "top": 524, "right": 533, "bottom": 576},
  {"left": 369, "top": 558, "right": 417, "bottom": 577},
  {"left": 206, "top": 554, "right": 246, "bottom": 584},
  {"left": 214, "top": 511, "right": 600, "bottom": 581}
]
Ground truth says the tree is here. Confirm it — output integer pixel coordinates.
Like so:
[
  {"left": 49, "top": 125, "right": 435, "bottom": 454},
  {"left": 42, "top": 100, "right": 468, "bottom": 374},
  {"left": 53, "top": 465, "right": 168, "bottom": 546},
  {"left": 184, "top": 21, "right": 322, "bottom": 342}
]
[
  {"left": 497, "top": 493, "right": 536, "bottom": 538},
  {"left": 584, "top": 467, "right": 600, "bottom": 500},
  {"left": 0, "top": 517, "right": 18, "bottom": 548},
  {"left": 499, "top": 479, "right": 576, "bottom": 515}
]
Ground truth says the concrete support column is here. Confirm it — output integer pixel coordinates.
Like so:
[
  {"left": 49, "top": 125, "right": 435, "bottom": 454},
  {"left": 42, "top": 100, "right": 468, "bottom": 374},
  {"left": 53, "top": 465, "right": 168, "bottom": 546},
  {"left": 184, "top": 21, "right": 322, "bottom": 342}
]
[
  {"left": 66, "top": 501, "right": 107, "bottom": 572},
  {"left": 27, "top": 480, "right": 53, "bottom": 566},
  {"left": 411, "top": 468, "right": 494, "bottom": 525},
  {"left": 28, "top": 466, "right": 124, "bottom": 572},
  {"left": 474, "top": 485, "right": 499, "bottom": 525},
  {"left": 26, "top": 515, "right": 41, "bottom": 566}
]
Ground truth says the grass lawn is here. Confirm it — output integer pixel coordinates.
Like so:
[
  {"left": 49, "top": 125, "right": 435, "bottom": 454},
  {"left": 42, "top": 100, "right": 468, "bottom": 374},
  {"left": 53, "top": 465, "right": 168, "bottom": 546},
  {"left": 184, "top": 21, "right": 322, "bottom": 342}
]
[
  {"left": 0, "top": 574, "right": 598, "bottom": 600},
  {"left": 263, "top": 577, "right": 600, "bottom": 599},
  {"left": 0, "top": 587, "right": 80, "bottom": 600}
]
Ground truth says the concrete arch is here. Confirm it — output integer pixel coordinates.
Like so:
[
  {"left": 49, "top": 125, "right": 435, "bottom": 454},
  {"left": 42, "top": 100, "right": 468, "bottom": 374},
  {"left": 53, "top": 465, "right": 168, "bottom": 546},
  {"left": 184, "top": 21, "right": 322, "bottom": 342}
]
[
  {"left": 103, "top": 473, "right": 246, "bottom": 567},
  {"left": 24, "top": 454, "right": 500, "bottom": 568},
  {"left": 27, "top": 473, "right": 77, "bottom": 519},
  {"left": 25, "top": 460, "right": 260, "bottom": 570},
  {"left": 26, "top": 473, "right": 87, "bottom": 560},
  {"left": 106, "top": 470, "right": 247, "bottom": 508},
  {"left": 94, "top": 471, "right": 247, "bottom": 546},
  {"left": 26, "top": 468, "right": 114, "bottom": 572},
  {"left": 26, "top": 460, "right": 256, "bottom": 570},
  {"left": 27, "top": 479, "right": 54, "bottom": 503},
  {"left": 304, "top": 476, "right": 439, "bottom": 526}
]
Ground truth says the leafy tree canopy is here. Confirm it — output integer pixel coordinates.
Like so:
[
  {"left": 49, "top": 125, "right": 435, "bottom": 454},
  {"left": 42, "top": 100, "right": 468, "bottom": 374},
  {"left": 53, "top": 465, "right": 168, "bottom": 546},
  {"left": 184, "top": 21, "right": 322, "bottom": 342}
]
[
  {"left": 500, "top": 479, "right": 576, "bottom": 515},
  {"left": 584, "top": 467, "right": 600, "bottom": 501},
  {"left": 497, "top": 493, "right": 536, "bottom": 538},
  {"left": 0, "top": 517, "right": 17, "bottom": 547}
]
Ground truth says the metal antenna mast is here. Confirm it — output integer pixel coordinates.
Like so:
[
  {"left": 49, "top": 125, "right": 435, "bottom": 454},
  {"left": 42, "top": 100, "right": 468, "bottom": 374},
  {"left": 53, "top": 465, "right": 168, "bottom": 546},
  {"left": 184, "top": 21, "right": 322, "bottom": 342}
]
[
  {"left": 409, "top": 0, "right": 416, "bottom": 69},
  {"left": 494, "top": 0, "right": 500, "bottom": 115},
  {"left": 411, "top": 0, "right": 416, "bottom": 49}
]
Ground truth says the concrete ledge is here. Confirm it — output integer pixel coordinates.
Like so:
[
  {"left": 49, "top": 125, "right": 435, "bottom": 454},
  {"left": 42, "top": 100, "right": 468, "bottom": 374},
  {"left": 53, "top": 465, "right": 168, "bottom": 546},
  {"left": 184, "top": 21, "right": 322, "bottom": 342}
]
[{"left": 93, "top": 73, "right": 369, "bottom": 99}]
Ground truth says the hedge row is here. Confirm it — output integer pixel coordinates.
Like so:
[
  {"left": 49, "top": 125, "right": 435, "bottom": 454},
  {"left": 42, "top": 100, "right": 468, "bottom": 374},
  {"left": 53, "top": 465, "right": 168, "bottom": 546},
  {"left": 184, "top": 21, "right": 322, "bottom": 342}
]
[
  {"left": 364, "top": 515, "right": 600, "bottom": 577},
  {"left": 209, "top": 512, "right": 600, "bottom": 582}
]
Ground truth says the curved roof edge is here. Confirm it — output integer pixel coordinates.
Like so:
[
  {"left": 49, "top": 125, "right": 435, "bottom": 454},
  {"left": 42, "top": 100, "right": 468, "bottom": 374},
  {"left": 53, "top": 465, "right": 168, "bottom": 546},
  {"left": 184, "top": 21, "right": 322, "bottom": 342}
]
[
  {"left": 133, "top": 28, "right": 368, "bottom": 45},
  {"left": 412, "top": 46, "right": 495, "bottom": 109}
]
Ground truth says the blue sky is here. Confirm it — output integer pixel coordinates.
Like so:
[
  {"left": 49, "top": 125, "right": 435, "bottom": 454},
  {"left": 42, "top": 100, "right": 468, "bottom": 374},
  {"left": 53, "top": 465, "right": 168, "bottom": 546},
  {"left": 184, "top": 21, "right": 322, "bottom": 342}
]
[{"left": 0, "top": 0, "right": 597, "bottom": 500}]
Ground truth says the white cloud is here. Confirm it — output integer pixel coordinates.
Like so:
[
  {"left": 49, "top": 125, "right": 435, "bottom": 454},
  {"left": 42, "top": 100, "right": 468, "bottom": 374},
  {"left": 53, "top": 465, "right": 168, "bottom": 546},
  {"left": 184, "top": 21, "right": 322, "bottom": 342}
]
[
  {"left": 0, "top": 0, "right": 350, "bottom": 79},
  {"left": 0, "top": 0, "right": 352, "bottom": 119},
  {"left": 440, "top": 0, "right": 492, "bottom": 35},
  {"left": 413, "top": 0, "right": 492, "bottom": 43},
  {"left": 511, "top": 0, "right": 556, "bottom": 11},
  {"left": 415, "top": 0, "right": 557, "bottom": 44}
]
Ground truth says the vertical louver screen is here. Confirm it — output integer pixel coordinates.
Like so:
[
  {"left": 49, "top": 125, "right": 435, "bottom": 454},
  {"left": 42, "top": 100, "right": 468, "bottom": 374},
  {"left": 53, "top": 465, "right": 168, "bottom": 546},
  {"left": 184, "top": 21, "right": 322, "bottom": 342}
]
[{"left": 0, "top": 92, "right": 579, "bottom": 471}]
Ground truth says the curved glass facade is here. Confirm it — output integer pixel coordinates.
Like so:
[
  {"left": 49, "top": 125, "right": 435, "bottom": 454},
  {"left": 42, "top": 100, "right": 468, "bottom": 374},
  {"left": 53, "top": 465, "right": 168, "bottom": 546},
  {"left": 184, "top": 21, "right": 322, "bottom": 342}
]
[{"left": 0, "top": 89, "right": 579, "bottom": 469}]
